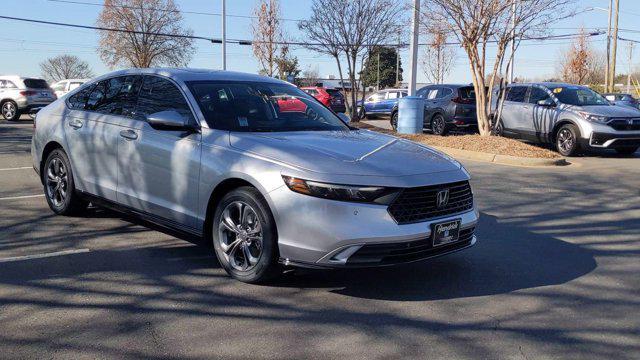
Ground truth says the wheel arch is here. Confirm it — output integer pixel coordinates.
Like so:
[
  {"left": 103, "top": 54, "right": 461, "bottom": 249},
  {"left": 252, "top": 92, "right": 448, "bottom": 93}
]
[
  {"left": 39, "top": 141, "right": 65, "bottom": 184},
  {"left": 551, "top": 119, "right": 582, "bottom": 143}
]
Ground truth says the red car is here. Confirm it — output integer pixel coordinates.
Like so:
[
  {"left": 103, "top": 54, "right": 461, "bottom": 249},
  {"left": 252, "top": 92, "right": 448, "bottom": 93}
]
[{"left": 301, "top": 86, "right": 347, "bottom": 113}]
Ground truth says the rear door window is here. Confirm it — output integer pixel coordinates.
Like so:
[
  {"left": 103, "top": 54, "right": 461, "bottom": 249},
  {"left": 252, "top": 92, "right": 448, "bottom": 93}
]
[
  {"left": 86, "top": 76, "right": 142, "bottom": 116},
  {"left": 506, "top": 86, "right": 527, "bottom": 102},
  {"left": 135, "top": 76, "right": 194, "bottom": 123},
  {"left": 427, "top": 89, "right": 439, "bottom": 99},
  {"left": 387, "top": 91, "right": 399, "bottom": 99},
  {"left": 439, "top": 88, "right": 453, "bottom": 98},
  {"left": 23, "top": 79, "right": 50, "bottom": 89}
]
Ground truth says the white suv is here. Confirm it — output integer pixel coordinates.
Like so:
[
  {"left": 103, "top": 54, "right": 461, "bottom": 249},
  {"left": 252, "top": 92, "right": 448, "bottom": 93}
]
[
  {"left": 0, "top": 76, "right": 56, "bottom": 121},
  {"left": 51, "top": 79, "right": 90, "bottom": 98}
]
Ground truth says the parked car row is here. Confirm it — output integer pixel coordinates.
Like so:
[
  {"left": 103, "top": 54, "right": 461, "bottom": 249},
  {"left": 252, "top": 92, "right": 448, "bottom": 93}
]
[{"left": 1, "top": 76, "right": 88, "bottom": 121}]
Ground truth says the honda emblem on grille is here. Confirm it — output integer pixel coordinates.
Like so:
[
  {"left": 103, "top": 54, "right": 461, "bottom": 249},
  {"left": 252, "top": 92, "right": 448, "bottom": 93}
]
[{"left": 436, "top": 189, "right": 450, "bottom": 208}]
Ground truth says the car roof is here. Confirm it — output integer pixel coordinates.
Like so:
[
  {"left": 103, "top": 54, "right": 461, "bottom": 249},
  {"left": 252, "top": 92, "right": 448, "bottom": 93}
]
[
  {"left": 88, "top": 68, "right": 289, "bottom": 86},
  {"left": 55, "top": 79, "right": 91, "bottom": 83}
]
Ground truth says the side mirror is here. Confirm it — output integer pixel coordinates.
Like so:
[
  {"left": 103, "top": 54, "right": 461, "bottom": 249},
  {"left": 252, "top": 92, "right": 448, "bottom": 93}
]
[
  {"left": 146, "top": 110, "right": 193, "bottom": 130},
  {"left": 337, "top": 112, "right": 351, "bottom": 124},
  {"left": 537, "top": 98, "right": 555, "bottom": 107}
]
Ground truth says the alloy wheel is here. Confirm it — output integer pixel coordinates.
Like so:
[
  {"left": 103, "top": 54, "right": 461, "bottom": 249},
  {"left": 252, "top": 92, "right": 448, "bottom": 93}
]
[
  {"left": 557, "top": 128, "right": 574, "bottom": 153},
  {"left": 432, "top": 115, "right": 445, "bottom": 135},
  {"left": 217, "top": 201, "right": 264, "bottom": 271},
  {"left": 2, "top": 102, "right": 16, "bottom": 119},
  {"left": 45, "top": 157, "right": 68, "bottom": 208}
]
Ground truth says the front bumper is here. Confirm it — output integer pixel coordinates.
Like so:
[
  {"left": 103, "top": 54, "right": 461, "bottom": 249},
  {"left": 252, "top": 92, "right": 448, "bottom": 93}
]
[
  {"left": 587, "top": 132, "right": 640, "bottom": 148},
  {"left": 267, "top": 184, "right": 479, "bottom": 268}
]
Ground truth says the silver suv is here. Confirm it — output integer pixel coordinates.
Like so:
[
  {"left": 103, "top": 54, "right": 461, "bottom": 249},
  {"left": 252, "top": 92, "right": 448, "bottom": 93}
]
[
  {"left": 32, "top": 68, "right": 478, "bottom": 283},
  {"left": 0, "top": 76, "right": 56, "bottom": 121},
  {"left": 494, "top": 83, "right": 640, "bottom": 156}
]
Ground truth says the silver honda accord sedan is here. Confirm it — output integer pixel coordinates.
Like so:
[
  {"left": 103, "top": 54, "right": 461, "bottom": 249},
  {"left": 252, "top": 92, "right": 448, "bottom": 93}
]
[{"left": 31, "top": 68, "right": 478, "bottom": 283}]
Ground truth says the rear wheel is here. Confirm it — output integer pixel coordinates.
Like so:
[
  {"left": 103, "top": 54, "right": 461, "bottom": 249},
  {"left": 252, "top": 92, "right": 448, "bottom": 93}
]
[
  {"left": 1, "top": 101, "right": 21, "bottom": 121},
  {"left": 43, "top": 149, "right": 88, "bottom": 215},
  {"left": 614, "top": 146, "right": 638, "bottom": 155},
  {"left": 212, "top": 187, "right": 280, "bottom": 283},
  {"left": 430, "top": 114, "right": 448, "bottom": 136},
  {"left": 555, "top": 124, "right": 581, "bottom": 157}
]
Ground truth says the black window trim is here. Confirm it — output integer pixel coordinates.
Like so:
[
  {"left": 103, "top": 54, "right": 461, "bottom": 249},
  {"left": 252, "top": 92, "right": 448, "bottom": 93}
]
[{"left": 64, "top": 73, "right": 203, "bottom": 128}]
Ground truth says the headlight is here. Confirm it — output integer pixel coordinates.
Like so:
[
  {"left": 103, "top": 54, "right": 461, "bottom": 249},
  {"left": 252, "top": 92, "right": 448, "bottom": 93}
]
[
  {"left": 578, "top": 112, "right": 609, "bottom": 124},
  {"left": 282, "top": 176, "right": 399, "bottom": 204}
]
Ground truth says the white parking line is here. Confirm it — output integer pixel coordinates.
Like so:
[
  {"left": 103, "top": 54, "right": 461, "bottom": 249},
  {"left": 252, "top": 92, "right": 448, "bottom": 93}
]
[
  {"left": 0, "top": 194, "right": 44, "bottom": 201},
  {"left": 0, "top": 249, "right": 90, "bottom": 263},
  {"left": 0, "top": 166, "right": 32, "bottom": 171}
]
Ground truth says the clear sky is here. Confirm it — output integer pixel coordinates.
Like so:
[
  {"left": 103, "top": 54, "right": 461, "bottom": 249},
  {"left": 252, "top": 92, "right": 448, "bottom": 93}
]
[{"left": 1, "top": 0, "right": 639, "bottom": 83}]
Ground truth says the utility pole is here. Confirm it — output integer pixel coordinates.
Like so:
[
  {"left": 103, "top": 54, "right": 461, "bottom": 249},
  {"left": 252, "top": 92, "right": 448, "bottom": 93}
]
[
  {"left": 610, "top": 0, "right": 620, "bottom": 92},
  {"left": 605, "top": 0, "right": 612, "bottom": 92},
  {"left": 221, "top": 0, "right": 227, "bottom": 70},
  {"left": 408, "top": 0, "right": 420, "bottom": 95},
  {"left": 627, "top": 41, "right": 634, "bottom": 94}
]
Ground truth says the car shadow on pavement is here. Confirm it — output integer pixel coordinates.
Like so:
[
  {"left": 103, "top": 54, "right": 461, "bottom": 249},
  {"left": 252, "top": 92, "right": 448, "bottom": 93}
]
[{"left": 271, "top": 213, "right": 597, "bottom": 301}]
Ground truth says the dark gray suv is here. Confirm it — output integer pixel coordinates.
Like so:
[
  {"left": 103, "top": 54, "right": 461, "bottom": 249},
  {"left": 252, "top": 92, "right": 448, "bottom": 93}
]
[{"left": 416, "top": 84, "right": 478, "bottom": 135}]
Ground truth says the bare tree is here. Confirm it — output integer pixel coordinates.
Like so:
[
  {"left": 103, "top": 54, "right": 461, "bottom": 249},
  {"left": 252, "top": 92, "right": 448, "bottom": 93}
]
[
  {"left": 301, "top": 0, "right": 402, "bottom": 120},
  {"left": 424, "top": 0, "right": 574, "bottom": 136},
  {"left": 557, "top": 30, "right": 593, "bottom": 85},
  {"left": 338, "top": 0, "right": 403, "bottom": 120},
  {"left": 298, "top": 0, "right": 349, "bottom": 113},
  {"left": 96, "top": 0, "right": 195, "bottom": 68},
  {"left": 252, "top": 0, "right": 284, "bottom": 77},
  {"left": 40, "top": 55, "right": 94, "bottom": 83},
  {"left": 300, "top": 65, "right": 320, "bottom": 87},
  {"left": 421, "top": 22, "right": 456, "bottom": 84}
]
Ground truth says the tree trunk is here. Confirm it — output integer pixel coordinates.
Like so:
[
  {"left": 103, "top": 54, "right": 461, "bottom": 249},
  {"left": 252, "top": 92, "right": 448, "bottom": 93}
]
[{"left": 335, "top": 54, "right": 349, "bottom": 115}]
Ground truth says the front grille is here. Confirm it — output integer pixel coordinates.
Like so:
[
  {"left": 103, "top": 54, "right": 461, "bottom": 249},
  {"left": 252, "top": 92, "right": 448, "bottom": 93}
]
[
  {"left": 387, "top": 181, "right": 473, "bottom": 224},
  {"left": 346, "top": 227, "right": 475, "bottom": 265},
  {"left": 608, "top": 118, "right": 640, "bottom": 131}
]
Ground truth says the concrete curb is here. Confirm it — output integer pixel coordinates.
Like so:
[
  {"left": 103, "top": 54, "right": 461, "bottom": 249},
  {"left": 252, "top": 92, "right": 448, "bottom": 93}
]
[{"left": 431, "top": 146, "right": 569, "bottom": 167}]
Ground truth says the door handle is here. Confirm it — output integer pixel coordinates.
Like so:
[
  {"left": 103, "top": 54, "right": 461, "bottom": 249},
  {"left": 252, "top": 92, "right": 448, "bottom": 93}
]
[
  {"left": 68, "top": 119, "right": 83, "bottom": 129},
  {"left": 119, "top": 129, "right": 138, "bottom": 140}
]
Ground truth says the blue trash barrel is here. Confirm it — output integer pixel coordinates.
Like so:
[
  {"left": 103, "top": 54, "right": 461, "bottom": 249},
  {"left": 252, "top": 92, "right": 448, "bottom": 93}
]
[{"left": 397, "top": 96, "right": 425, "bottom": 134}]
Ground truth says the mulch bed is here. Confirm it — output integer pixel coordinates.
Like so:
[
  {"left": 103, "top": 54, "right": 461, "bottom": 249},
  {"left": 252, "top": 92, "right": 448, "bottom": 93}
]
[{"left": 353, "top": 122, "right": 561, "bottom": 159}]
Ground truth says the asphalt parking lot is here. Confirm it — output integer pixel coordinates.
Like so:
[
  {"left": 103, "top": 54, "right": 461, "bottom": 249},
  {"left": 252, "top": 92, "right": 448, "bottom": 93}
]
[{"left": 0, "top": 117, "right": 638, "bottom": 359}]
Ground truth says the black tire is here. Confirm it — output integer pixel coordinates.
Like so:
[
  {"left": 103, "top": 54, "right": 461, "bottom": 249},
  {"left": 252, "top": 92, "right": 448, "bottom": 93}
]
[
  {"left": 430, "top": 114, "right": 449, "bottom": 136},
  {"left": 555, "top": 124, "right": 581, "bottom": 157},
  {"left": 614, "top": 146, "right": 638, "bottom": 155},
  {"left": 43, "top": 149, "right": 88, "bottom": 215},
  {"left": 390, "top": 111, "right": 398, "bottom": 131},
  {"left": 212, "top": 186, "right": 280, "bottom": 283},
  {"left": 1, "top": 101, "right": 21, "bottom": 121},
  {"left": 357, "top": 106, "right": 366, "bottom": 120}
]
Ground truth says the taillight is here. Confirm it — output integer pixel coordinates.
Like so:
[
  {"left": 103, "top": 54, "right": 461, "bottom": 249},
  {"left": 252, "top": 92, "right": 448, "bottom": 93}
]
[
  {"left": 20, "top": 90, "right": 37, "bottom": 97},
  {"left": 452, "top": 96, "right": 474, "bottom": 104}
]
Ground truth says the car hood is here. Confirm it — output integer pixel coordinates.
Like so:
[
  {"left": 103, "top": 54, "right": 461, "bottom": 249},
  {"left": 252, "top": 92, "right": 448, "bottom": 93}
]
[
  {"left": 229, "top": 130, "right": 461, "bottom": 176},
  {"left": 564, "top": 104, "right": 640, "bottom": 117}
]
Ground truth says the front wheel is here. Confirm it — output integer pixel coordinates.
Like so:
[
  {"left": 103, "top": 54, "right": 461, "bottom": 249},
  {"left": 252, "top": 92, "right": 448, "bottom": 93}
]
[
  {"left": 555, "top": 124, "right": 581, "bottom": 157},
  {"left": 390, "top": 111, "right": 398, "bottom": 130},
  {"left": 1, "top": 101, "right": 21, "bottom": 121},
  {"left": 614, "top": 146, "right": 638, "bottom": 155},
  {"left": 212, "top": 187, "right": 280, "bottom": 283},
  {"left": 43, "top": 149, "right": 88, "bottom": 215}
]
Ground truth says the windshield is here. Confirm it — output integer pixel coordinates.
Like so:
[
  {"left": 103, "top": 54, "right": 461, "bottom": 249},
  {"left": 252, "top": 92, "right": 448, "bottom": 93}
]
[
  {"left": 548, "top": 86, "right": 609, "bottom": 106},
  {"left": 188, "top": 81, "right": 350, "bottom": 132}
]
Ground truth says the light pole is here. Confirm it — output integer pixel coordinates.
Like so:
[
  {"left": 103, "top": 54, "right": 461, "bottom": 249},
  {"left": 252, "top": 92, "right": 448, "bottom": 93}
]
[
  {"left": 407, "top": 0, "right": 420, "bottom": 95},
  {"left": 221, "top": 0, "right": 227, "bottom": 70},
  {"left": 610, "top": 0, "right": 620, "bottom": 92}
]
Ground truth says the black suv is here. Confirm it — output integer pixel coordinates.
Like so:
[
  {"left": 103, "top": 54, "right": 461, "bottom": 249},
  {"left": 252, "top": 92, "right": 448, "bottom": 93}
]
[{"left": 416, "top": 84, "right": 478, "bottom": 135}]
